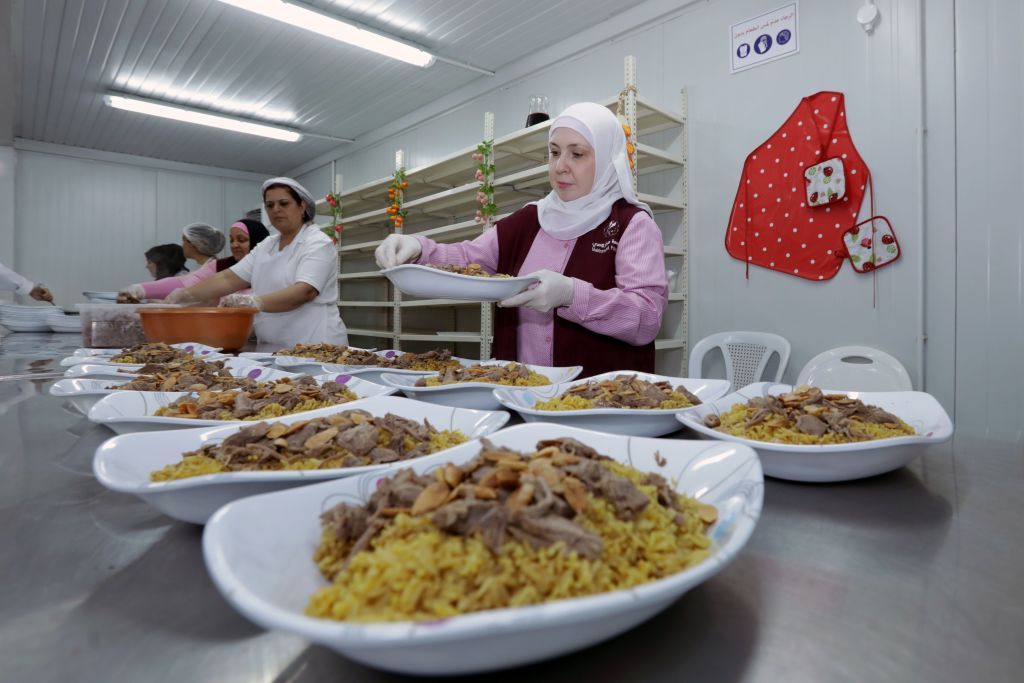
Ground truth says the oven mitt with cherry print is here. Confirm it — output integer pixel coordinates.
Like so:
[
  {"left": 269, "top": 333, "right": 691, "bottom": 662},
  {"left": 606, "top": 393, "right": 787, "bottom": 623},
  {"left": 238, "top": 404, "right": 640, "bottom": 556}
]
[
  {"left": 805, "top": 157, "right": 846, "bottom": 206},
  {"left": 841, "top": 215, "right": 900, "bottom": 273}
]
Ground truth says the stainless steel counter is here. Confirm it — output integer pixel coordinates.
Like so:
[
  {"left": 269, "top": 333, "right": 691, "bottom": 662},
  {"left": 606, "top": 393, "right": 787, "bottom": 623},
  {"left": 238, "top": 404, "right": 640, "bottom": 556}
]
[{"left": 2, "top": 331, "right": 1021, "bottom": 682}]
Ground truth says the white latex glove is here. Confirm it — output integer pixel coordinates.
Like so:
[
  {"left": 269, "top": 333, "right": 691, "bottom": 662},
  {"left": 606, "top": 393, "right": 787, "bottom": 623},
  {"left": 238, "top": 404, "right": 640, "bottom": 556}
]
[
  {"left": 117, "top": 284, "right": 145, "bottom": 301},
  {"left": 219, "top": 293, "right": 264, "bottom": 311},
  {"left": 498, "top": 269, "right": 575, "bottom": 313},
  {"left": 375, "top": 234, "right": 422, "bottom": 269},
  {"left": 164, "top": 287, "right": 197, "bottom": 305}
]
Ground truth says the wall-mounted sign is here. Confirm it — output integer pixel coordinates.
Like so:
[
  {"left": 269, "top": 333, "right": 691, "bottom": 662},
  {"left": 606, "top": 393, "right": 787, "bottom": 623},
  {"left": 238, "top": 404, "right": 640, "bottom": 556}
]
[{"left": 730, "top": 3, "right": 799, "bottom": 74}]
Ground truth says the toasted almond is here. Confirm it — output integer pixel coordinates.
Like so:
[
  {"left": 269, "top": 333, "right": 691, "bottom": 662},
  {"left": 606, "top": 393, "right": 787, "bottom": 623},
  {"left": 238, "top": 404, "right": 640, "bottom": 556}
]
[
  {"left": 274, "top": 383, "right": 294, "bottom": 394},
  {"left": 272, "top": 437, "right": 290, "bottom": 448},
  {"left": 188, "top": 383, "right": 208, "bottom": 392},
  {"left": 265, "top": 423, "right": 290, "bottom": 440},
  {"left": 411, "top": 481, "right": 451, "bottom": 516},
  {"left": 550, "top": 451, "right": 579, "bottom": 466},
  {"left": 505, "top": 482, "right": 534, "bottom": 510},
  {"left": 160, "top": 376, "right": 177, "bottom": 391},
  {"left": 303, "top": 427, "right": 338, "bottom": 450},
  {"left": 473, "top": 485, "right": 497, "bottom": 500},
  {"left": 697, "top": 503, "right": 718, "bottom": 524},
  {"left": 380, "top": 507, "right": 410, "bottom": 517},
  {"left": 443, "top": 463, "right": 462, "bottom": 488},
  {"left": 562, "top": 476, "right": 589, "bottom": 514},
  {"left": 528, "top": 458, "right": 562, "bottom": 488}
]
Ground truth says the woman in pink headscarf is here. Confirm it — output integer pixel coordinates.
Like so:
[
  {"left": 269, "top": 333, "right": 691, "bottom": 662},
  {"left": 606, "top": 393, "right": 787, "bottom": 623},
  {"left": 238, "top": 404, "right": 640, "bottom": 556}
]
[{"left": 375, "top": 102, "right": 667, "bottom": 376}]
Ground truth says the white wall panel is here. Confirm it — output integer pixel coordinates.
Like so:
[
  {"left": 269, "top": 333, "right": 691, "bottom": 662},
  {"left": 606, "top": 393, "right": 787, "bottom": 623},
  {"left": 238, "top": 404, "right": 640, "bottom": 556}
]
[
  {"left": 16, "top": 152, "right": 158, "bottom": 295},
  {"left": 954, "top": 0, "right": 1024, "bottom": 444},
  {"left": 296, "top": 164, "right": 333, "bottom": 205},
  {"left": 156, "top": 172, "right": 226, "bottom": 252},
  {"left": 14, "top": 149, "right": 260, "bottom": 302}
]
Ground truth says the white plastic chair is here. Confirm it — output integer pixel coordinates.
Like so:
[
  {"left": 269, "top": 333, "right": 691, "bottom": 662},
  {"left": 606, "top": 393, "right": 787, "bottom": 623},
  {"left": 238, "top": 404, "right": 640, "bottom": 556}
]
[
  {"left": 688, "top": 331, "right": 791, "bottom": 391},
  {"left": 796, "top": 346, "right": 912, "bottom": 391}
]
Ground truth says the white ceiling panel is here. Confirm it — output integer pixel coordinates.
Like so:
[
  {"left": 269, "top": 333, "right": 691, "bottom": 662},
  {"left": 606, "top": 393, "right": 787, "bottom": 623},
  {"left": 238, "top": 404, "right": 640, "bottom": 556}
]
[{"left": 12, "top": 0, "right": 633, "bottom": 174}]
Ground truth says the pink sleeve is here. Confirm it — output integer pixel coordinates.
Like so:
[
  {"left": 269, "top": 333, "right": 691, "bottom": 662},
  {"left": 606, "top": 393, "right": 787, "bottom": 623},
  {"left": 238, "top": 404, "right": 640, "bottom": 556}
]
[
  {"left": 139, "top": 259, "right": 219, "bottom": 299},
  {"left": 558, "top": 212, "right": 668, "bottom": 345},
  {"left": 414, "top": 228, "right": 500, "bottom": 273}
]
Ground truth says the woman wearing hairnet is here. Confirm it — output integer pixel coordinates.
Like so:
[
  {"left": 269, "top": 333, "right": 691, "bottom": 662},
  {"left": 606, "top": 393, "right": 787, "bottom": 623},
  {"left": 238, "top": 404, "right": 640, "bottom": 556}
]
[{"left": 166, "top": 178, "right": 347, "bottom": 349}]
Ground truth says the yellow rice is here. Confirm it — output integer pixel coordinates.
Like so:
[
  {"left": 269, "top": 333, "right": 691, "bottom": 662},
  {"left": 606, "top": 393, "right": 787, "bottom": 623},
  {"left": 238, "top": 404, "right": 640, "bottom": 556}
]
[
  {"left": 534, "top": 391, "right": 697, "bottom": 411},
  {"left": 305, "top": 459, "right": 712, "bottom": 622},
  {"left": 150, "top": 429, "right": 467, "bottom": 481},
  {"left": 714, "top": 403, "right": 916, "bottom": 444}
]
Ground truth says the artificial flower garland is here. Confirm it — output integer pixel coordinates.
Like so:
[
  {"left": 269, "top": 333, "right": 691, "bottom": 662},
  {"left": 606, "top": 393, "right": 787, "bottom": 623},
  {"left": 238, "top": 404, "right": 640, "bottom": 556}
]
[
  {"left": 472, "top": 139, "right": 497, "bottom": 227},
  {"left": 323, "top": 191, "right": 343, "bottom": 244},
  {"left": 386, "top": 167, "right": 408, "bottom": 230}
]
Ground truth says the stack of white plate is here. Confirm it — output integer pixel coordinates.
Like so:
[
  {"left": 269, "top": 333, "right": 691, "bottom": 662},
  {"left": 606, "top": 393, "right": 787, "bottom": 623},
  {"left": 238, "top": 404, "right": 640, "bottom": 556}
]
[
  {"left": 82, "top": 291, "right": 119, "bottom": 303},
  {"left": 46, "top": 308, "right": 83, "bottom": 333},
  {"left": 0, "top": 303, "right": 54, "bottom": 332}
]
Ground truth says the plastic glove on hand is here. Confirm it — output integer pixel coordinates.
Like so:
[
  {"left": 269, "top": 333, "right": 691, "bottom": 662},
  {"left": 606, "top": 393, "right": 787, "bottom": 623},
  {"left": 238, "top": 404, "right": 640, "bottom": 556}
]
[
  {"left": 498, "top": 269, "right": 574, "bottom": 313},
  {"left": 219, "top": 293, "right": 263, "bottom": 311},
  {"left": 374, "top": 234, "right": 422, "bottom": 269},
  {"left": 164, "top": 288, "right": 198, "bottom": 306},
  {"left": 116, "top": 284, "right": 146, "bottom": 302},
  {"left": 29, "top": 285, "right": 54, "bottom": 303}
]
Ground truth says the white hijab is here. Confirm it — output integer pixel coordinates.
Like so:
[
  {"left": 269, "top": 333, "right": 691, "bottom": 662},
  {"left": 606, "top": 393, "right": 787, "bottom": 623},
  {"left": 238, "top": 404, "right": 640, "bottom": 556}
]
[{"left": 533, "top": 102, "right": 652, "bottom": 240}]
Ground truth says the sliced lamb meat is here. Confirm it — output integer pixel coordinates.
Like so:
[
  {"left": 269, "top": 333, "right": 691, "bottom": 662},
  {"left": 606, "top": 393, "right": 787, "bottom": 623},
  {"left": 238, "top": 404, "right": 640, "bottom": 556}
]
[
  {"left": 794, "top": 413, "right": 828, "bottom": 436},
  {"left": 508, "top": 515, "right": 602, "bottom": 560},
  {"left": 321, "top": 504, "right": 370, "bottom": 542},
  {"left": 368, "top": 447, "right": 401, "bottom": 464},
  {"left": 335, "top": 422, "right": 379, "bottom": 456},
  {"left": 221, "top": 421, "right": 273, "bottom": 447}
]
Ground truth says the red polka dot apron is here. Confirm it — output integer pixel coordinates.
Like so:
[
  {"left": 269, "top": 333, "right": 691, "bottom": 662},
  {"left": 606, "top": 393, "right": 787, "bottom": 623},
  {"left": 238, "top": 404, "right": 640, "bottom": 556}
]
[{"left": 725, "top": 91, "right": 869, "bottom": 281}]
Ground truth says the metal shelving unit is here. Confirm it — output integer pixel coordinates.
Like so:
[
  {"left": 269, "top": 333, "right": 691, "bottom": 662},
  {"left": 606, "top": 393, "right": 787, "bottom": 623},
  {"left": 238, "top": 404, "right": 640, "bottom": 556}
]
[{"left": 324, "top": 56, "right": 687, "bottom": 371}]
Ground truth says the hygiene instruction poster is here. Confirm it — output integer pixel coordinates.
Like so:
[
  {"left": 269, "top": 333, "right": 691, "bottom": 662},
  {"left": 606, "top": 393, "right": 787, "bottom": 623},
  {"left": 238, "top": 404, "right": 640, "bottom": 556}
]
[{"left": 730, "top": 3, "right": 799, "bottom": 74}]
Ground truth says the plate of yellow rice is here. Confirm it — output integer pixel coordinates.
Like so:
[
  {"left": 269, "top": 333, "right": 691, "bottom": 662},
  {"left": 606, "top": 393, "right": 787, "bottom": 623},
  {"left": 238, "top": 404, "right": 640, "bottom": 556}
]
[
  {"left": 86, "top": 374, "right": 396, "bottom": 434},
  {"left": 677, "top": 382, "right": 953, "bottom": 482},
  {"left": 93, "top": 395, "right": 510, "bottom": 524},
  {"left": 201, "top": 422, "right": 762, "bottom": 675},
  {"left": 379, "top": 361, "right": 583, "bottom": 409},
  {"left": 494, "top": 371, "right": 732, "bottom": 437}
]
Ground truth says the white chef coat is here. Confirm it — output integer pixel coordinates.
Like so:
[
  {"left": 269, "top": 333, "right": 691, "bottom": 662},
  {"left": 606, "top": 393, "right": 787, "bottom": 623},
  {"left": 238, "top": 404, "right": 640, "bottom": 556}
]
[
  {"left": 0, "top": 261, "right": 35, "bottom": 295},
  {"left": 231, "top": 223, "right": 347, "bottom": 349}
]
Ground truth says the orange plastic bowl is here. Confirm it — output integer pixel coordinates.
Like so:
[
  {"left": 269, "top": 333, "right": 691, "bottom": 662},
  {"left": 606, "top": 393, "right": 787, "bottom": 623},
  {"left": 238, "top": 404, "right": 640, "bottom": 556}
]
[{"left": 137, "top": 307, "right": 257, "bottom": 352}]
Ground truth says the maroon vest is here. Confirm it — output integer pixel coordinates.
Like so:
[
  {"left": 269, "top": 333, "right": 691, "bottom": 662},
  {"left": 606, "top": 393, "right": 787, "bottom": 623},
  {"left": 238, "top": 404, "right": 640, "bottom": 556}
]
[{"left": 493, "top": 199, "right": 655, "bottom": 377}]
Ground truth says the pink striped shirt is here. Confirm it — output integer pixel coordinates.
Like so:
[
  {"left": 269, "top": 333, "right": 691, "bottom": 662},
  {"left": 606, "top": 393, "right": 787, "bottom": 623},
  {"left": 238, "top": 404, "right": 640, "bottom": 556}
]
[{"left": 415, "top": 211, "right": 667, "bottom": 366}]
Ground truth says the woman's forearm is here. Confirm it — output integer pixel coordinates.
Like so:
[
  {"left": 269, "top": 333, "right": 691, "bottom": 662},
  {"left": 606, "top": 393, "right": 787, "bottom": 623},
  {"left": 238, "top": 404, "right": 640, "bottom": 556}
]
[
  {"left": 184, "top": 270, "right": 248, "bottom": 301},
  {"left": 258, "top": 282, "right": 319, "bottom": 313}
]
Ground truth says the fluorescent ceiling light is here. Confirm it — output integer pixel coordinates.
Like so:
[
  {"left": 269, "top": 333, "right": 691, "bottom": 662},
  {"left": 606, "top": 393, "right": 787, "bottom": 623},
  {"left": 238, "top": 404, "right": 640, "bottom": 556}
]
[
  {"left": 104, "top": 94, "right": 303, "bottom": 142},
  {"left": 217, "top": 0, "right": 435, "bottom": 68}
]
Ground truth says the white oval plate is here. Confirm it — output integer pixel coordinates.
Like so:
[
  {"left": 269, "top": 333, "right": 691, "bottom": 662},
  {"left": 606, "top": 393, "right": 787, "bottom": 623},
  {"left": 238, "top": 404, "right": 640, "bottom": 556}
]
[
  {"left": 87, "top": 375, "right": 397, "bottom": 434},
  {"left": 379, "top": 362, "right": 583, "bottom": 410},
  {"left": 63, "top": 356, "right": 260, "bottom": 381},
  {"left": 60, "top": 345, "right": 228, "bottom": 367},
  {"left": 0, "top": 319, "right": 52, "bottom": 332},
  {"left": 494, "top": 372, "right": 732, "bottom": 437},
  {"left": 93, "top": 395, "right": 510, "bottom": 525},
  {"left": 201, "top": 422, "right": 762, "bottom": 675},
  {"left": 381, "top": 264, "right": 539, "bottom": 301},
  {"left": 676, "top": 382, "right": 954, "bottom": 482},
  {"left": 50, "top": 364, "right": 307, "bottom": 415},
  {"left": 68, "top": 342, "right": 223, "bottom": 359},
  {"left": 272, "top": 349, "right": 477, "bottom": 382}
]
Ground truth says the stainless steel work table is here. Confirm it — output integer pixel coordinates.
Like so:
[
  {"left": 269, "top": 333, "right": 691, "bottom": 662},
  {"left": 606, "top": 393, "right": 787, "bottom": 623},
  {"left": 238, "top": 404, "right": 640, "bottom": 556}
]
[{"left": 2, "top": 331, "right": 1021, "bottom": 682}]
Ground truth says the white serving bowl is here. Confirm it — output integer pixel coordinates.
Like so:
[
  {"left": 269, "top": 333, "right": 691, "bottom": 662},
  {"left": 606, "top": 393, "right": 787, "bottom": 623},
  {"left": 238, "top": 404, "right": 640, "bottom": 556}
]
[
  {"left": 201, "top": 422, "right": 762, "bottom": 675},
  {"left": 87, "top": 375, "right": 397, "bottom": 434},
  {"left": 272, "top": 349, "right": 477, "bottom": 385},
  {"left": 379, "top": 362, "right": 583, "bottom": 410},
  {"left": 93, "top": 395, "right": 510, "bottom": 525},
  {"left": 60, "top": 342, "right": 228, "bottom": 367},
  {"left": 677, "top": 381, "right": 954, "bottom": 482},
  {"left": 494, "top": 372, "right": 732, "bottom": 437},
  {"left": 50, "top": 363, "right": 309, "bottom": 415},
  {"left": 63, "top": 356, "right": 260, "bottom": 381},
  {"left": 381, "top": 263, "right": 539, "bottom": 301}
]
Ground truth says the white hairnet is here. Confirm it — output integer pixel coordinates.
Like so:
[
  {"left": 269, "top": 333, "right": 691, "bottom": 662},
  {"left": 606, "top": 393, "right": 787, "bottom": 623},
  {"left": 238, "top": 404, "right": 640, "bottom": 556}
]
[
  {"left": 262, "top": 176, "right": 316, "bottom": 222},
  {"left": 182, "top": 222, "right": 226, "bottom": 256}
]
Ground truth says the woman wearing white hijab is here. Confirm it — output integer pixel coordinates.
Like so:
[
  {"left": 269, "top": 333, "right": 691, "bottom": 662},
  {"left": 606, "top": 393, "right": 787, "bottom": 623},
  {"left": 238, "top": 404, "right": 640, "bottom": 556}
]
[
  {"left": 166, "top": 177, "right": 347, "bottom": 350},
  {"left": 375, "top": 102, "right": 667, "bottom": 376}
]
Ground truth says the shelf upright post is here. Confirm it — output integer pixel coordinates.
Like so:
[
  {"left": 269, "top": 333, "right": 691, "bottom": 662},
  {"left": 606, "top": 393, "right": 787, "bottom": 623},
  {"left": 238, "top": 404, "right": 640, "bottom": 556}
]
[
  {"left": 680, "top": 87, "right": 689, "bottom": 371},
  {"left": 392, "top": 149, "right": 404, "bottom": 350},
  {"left": 332, "top": 167, "right": 343, "bottom": 314},
  {"left": 480, "top": 111, "right": 495, "bottom": 360}
]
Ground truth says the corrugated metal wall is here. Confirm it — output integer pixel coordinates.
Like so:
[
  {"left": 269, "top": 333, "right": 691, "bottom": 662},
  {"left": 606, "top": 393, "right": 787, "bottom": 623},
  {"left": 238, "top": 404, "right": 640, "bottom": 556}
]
[{"left": 14, "top": 150, "right": 260, "bottom": 301}]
